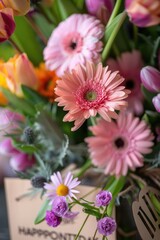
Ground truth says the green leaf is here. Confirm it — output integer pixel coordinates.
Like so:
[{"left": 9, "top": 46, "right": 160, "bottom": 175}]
[
  {"left": 104, "top": 12, "right": 125, "bottom": 43},
  {"left": 0, "top": 42, "right": 15, "bottom": 60},
  {"left": 71, "top": 0, "right": 85, "bottom": 10},
  {"left": 1, "top": 88, "right": 36, "bottom": 116},
  {"left": 11, "top": 17, "right": 43, "bottom": 66},
  {"left": 141, "top": 86, "right": 156, "bottom": 107},
  {"left": 12, "top": 140, "right": 38, "bottom": 153},
  {"left": 53, "top": 0, "right": 80, "bottom": 21},
  {"left": 34, "top": 199, "right": 51, "bottom": 224},
  {"left": 107, "top": 176, "right": 126, "bottom": 197},
  {"left": 21, "top": 85, "right": 48, "bottom": 105},
  {"left": 151, "top": 37, "right": 160, "bottom": 68},
  {"left": 83, "top": 208, "right": 101, "bottom": 218}
]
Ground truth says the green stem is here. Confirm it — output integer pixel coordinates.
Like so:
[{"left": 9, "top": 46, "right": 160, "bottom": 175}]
[
  {"left": 74, "top": 214, "right": 90, "bottom": 240},
  {"left": 90, "top": 117, "right": 96, "bottom": 126},
  {"left": 74, "top": 159, "right": 92, "bottom": 178},
  {"left": 25, "top": 15, "right": 48, "bottom": 45},
  {"left": 102, "top": 11, "right": 127, "bottom": 63},
  {"left": 8, "top": 38, "right": 23, "bottom": 53},
  {"left": 107, "top": 0, "right": 123, "bottom": 27},
  {"left": 93, "top": 229, "right": 98, "bottom": 239}
]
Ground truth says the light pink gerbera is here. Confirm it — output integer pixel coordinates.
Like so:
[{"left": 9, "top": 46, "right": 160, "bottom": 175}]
[
  {"left": 43, "top": 14, "right": 104, "bottom": 77},
  {"left": 107, "top": 50, "right": 144, "bottom": 115},
  {"left": 44, "top": 172, "right": 81, "bottom": 203},
  {"left": 55, "top": 61, "right": 130, "bottom": 131},
  {"left": 85, "top": 112, "right": 154, "bottom": 177}
]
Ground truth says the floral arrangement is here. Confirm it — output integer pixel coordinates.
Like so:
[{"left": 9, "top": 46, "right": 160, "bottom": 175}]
[{"left": 0, "top": 0, "right": 160, "bottom": 239}]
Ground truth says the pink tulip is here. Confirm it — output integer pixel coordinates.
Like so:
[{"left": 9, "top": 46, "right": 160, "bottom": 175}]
[
  {"left": 125, "top": 0, "right": 160, "bottom": 27},
  {"left": 4, "top": 53, "right": 38, "bottom": 97},
  {"left": 85, "top": 0, "right": 114, "bottom": 24},
  {"left": 0, "top": 8, "right": 15, "bottom": 42},
  {"left": 140, "top": 66, "right": 160, "bottom": 93},
  {"left": 10, "top": 153, "right": 35, "bottom": 171},
  {"left": 152, "top": 94, "right": 160, "bottom": 113},
  {"left": 0, "top": 138, "right": 18, "bottom": 156}
]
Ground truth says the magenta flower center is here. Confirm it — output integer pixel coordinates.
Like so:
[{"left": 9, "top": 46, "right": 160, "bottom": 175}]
[
  {"left": 75, "top": 81, "right": 107, "bottom": 110},
  {"left": 62, "top": 32, "right": 83, "bottom": 53}
]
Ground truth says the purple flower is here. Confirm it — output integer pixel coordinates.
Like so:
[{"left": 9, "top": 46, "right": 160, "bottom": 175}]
[
  {"left": 45, "top": 210, "right": 61, "bottom": 227},
  {"left": 97, "top": 217, "right": 116, "bottom": 236},
  {"left": 63, "top": 210, "right": 79, "bottom": 219},
  {"left": 52, "top": 196, "right": 68, "bottom": 217},
  {"left": 140, "top": 66, "right": 160, "bottom": 93},
  {"left": 152, "top": 93, "right": 160, "bottom": 113},
  {"left": 95, "top": 190, "right": 112, "bottom": 207}
]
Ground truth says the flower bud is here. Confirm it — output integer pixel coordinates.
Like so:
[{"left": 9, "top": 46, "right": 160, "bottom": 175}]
[
  {"left": 4, "top": 53, "right": 38, "bottom": 97},
  {"left": 85, "top": 0, "right": 114, "bottom": 24},
  {"left": 31, "top": 175, "right": 47, "bottom": 188},
  {"left": 10, "top": 153, "right": 35, "bottom": 171},
  {"left": 125, "top": 0, "right": 160, "bottom": 27},
  {"left": 23, "top": 126, "right": 35, "bottom": 144},
  {"left": 0, "top": 8, "right": 15, "bottom": 42},
  {"left": 140, "top": 66, "right": 160, "bottom": 93},
  {"left": 152, "top": 94, "right": 160, "bottom": 113},
  {"left": 2, "top": 0, "right": 30, "bottom": 16}
]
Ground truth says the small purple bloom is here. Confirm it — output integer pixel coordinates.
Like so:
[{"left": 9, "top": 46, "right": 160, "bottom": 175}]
[
  {"left": 95, "top": 190, "right": 112, "bottom": 207},
  {"left": 97, "top": 217, "right": 116, "bottom": 236},
  {"left": 152, "top": 93, "right": 160, "bottom": 113},
  {"left": 63, "top": 211, "right": 79, "bottom": 219},
  {"left": 45, "top": 210, "right": 61, "bottom": 227},
  {"left": 52, "top": 196, "right": 68, "bottom": 217}
]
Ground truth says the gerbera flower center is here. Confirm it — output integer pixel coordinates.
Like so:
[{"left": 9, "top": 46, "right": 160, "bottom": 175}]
[
  {"left": 125, "top": 79, "right": 135, "bottom": 90},
  {"left": 85, "top": 90, "right": 97, "bottom": 101},
  {"left": 62, "top": 32, "right": 83, "bottom": 53},
  {"left": 56, "top": 184, "right": 69, "bottom": 196},
  {"left": 114, "top": 137, "right": 125, "bottom": 149},
  {"left": 75, "top": 81, "right": 107, "bottom": 110},
  {"left": 70, "top": 42, "right": 77, "bottom": 50}
]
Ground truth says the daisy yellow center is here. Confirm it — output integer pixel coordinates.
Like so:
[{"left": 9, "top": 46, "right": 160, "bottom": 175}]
[
  {"left": 85, "top": 91, "right": 97, "bottom": 101},
  {"left": 56, "top": 184, "right": 69, "bottom": 196}
]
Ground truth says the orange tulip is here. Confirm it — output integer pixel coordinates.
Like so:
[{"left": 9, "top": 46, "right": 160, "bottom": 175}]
[
  {"left": 2, "top": 0, "right": 30, "bottom": 16},
  {"left": 0, "top": 8, "right": 15, "bottom": 42},
  {"left": 3, "top": 53, "right": 38, "bottom": 97}
]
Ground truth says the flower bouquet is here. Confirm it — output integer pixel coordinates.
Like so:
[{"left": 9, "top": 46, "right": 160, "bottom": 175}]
[{"left": 0, "top": 0, "right": 160, "bottom": 239}]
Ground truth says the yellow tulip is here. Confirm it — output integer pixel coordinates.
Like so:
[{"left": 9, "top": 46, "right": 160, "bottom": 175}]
[
  {"left": 4, "top": 53, "right": 38, "bottom": 97},
  {"left": 2, "top": 0, "right": 30, "bottom": 16}
]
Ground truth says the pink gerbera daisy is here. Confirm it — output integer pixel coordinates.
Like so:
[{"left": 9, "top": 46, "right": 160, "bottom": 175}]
[
  {"left": 85, "top": 112, "right": 154, "bottom": 177},
  {"left": 44, "top": 172, "right": 80, "bottom": 203},
  {"left": 107, "top": 50, "right": 144, "bottom": 115},
  {"left": 43, "top": 14, "right": 104, "bottom": 77},
  {"left": 55, "top": 61, "right": 130, "bottom": 131}
]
